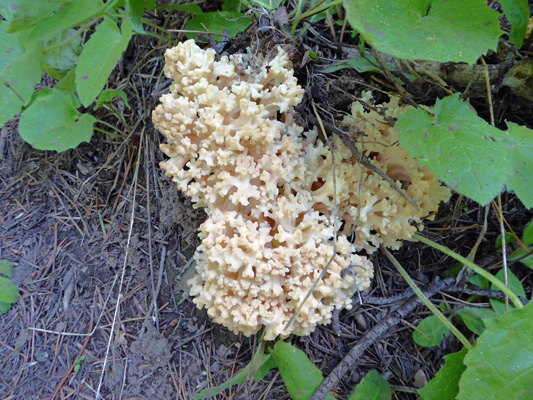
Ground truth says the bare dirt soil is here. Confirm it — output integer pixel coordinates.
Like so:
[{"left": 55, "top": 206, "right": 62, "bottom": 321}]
[{"left": 1, "top": 5, "right": 532, "bottom": 400}]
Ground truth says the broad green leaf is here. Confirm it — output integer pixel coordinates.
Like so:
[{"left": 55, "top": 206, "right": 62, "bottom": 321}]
[
  {"left": 0, "top": 28, "right": 43, "bottom": 127},
  {"left": 456, "top": 308, "right": 498, "bottom": 335},
  {"left": 55, "top": 70, "right": 79, "bottom": 110},
  {"left": 499, "top": 0, "right": 529, "bottom": 49},
  {"left": 510, "top": 246, "right": 533, "bottom": 268},
  {"left": 95, "top": 89, "right": 131, "bottom": 110},
  {"left": 154, "top": 3, "right": 202, "bottom": 15},
  {"left": 42, "top": 29, "right": 82, "bottom": 80},
  {"left": 0, "top": 0, "right": 22, "bottom": 21},
  {"left": 28, "top": 0, "right": 104, "bottom": 42},
  {"left": 418, "top": 348, "right": 467, "bottom": 400},
  {"left": 344, "top": 0, "right": 502, "bottom": 64},
  {"left": 0, "top": 22, "right": 23, "bottom": 74},
  {"left": 192, "top": 346, "right": 276, "bottom": 399},
  {"left": 222, "top": 0, "right": 243, "bottom": 11},
  {"left": 0, "top": 260, "right": 13, "bottom": 277},
  {"left": 396, "top": 93, "right": 533, "bottom": 208},
  {"left": 126, "top": 0, "right": 147, "bottom": 34},
  {"left": 507, "top": 219, "right": 533, "bottom": 269},
  {"left": 489, "top": 269, "right": 525, "bottom": 314},
  {"left": 0, "top": 276, "right": 18, "bottom": 304},
  {"left": 185, "top": 12, "right": 251, "bottom": 41},
  {"left": 413, "top": 315, "right": 451, "bottom": 347},
  {"left": 3, "top": 0, "right": 63, "bottom": 31},
  {"left": 144, "top": 0, "right": 156, "bottom": 12},
  {"left": 18, "top": 88, "right": 95, "bottom": 152},
  {"left": 271, "top": 341, "right": 335, "bottom": 400},
  {"left": 469, "top": 274, "right": 489, "bottom": 290},
  {"left": 0, "top": 301, "right": 14, "bottom": 314},
  {"left": 495, "top": 232, "right": 516, "bottom": 248},
  {"left": 458, "top": 301, "right": 533, "bottom": 400},
  {"left": 75, "top": 17, "right": 134, "bottom": 107},
  {"left": 348, "top": 370, "right": 391, "bottom": 400}
]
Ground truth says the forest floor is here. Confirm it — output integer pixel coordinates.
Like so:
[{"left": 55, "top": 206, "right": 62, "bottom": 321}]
[{"left": 1, "top": 3, "right": 532, "bottom": 399}]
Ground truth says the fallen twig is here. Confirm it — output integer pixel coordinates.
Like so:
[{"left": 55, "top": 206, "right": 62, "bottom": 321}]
[
  {"left": 306, "top": 113, "right": 420, "bottom": 211},
  {"left": 311, "top": 277, "right": 455, "bottom": 400},
  {"left": 49, "top": 318, "right": 94, "bottom": 400}
]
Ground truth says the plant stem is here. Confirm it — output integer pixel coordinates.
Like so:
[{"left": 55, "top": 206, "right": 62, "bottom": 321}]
[
  {"left": 413, "top": 233, "right": 524, "bottom": 309},
  {"left": 382, "top": 248, "right": 472, "bottom": 349},
  {"left": 292, "top": 0, "right": 343, "bottom": 24},
  {"left": 93, "top": 125, "right": 123, "bottom": 138}
]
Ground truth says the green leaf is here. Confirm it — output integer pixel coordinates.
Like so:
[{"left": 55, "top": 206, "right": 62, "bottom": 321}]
[
  {"left": 495, "top": 232, "right": 516, "bottom": 248},
  {"left": 348, "top": 370, "right": 391, "bottom": 400},
  {"left": 126, "top": 0, "right": 147, "bottom": 34},
  {"left": 458, "top": 301, "right": 533, "bottom": 400},
  {"left": 18, "top": 88, "right": 96, "bottom": 152},
  {"left": 469, "top": 274, "right": 489, "bottom": 290},
  {"left": 75, "top": 17, "right": 134, "bottom": 107},
  {"left": 192, "top": 346, "right": 276, "bottom": 399},
  {"left": 185, "top": 12, "right": 251, "bottom": 41},
  {"left": 396, "top": 93, "right": 533, "bottom": 208},
  {"left": 344, "top": 0, "right": 502, "bottom": 64},
  {"left": 28, "top": 0, "right": 104, "bottom": 42},
  {"left": 499, "top": 0, "right": 529, "bottom": 49},
  {"left": 456, "top": 308, "right": 498, "bottom": 335},
  {"left": 144, "top": 0, "right": 156, "bottom": 12},
  {"left": 510, "top": 246, "right": 533, "bottom": 269},
  {"left": 42, "top": 29, "right": 82, "bottom": 79},
  {"left": 318, "top": 56, "right": 383, "bottom": 74},
  {"left": 506, "top": 220, "right": 533, "bottom": 269},
  {"left": 222, "top": 0, "right": 242, "bottom": 11},
  {"left": 95, "top": 89, "right": 130, "bottom": 110},
  {"left": 0, "top": 26, "right": 43, "bottom": 127},
  {"left": 0, "top": 276, "right": 18, "bottom": 304},
  {"left": 270, "top": 341, "right": 335, "bottom": 400},
  {"left": 3, "top": 0, "right": 63, "bottom": 31},
  {"left": 55, "top": 69, "right": 77, "bottom": 93},
  {"left": 0, "top": 301, "right": 14, "bottom": 314},
  {"left": 413, "top": 315, "right": 451, "bottom": 347},
  {"left": 419, "top": 348, "right": 467, "bottom": 400},
  {"left": 523, "top": 220, "right": 533, "bottom": 246},
  {"left": 489, "top": 268, "right": 526, "bottom": 314},
  {"left": 154, "top": 3, "right": 202, "bottom": 15},
  {"left": 0, "top": 260, "right": 14, "bottom": 277}
]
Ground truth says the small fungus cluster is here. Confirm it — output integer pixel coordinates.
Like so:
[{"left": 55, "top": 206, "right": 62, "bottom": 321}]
[{"left": 152, "top": 40, "right": 450, "bottom": 340}]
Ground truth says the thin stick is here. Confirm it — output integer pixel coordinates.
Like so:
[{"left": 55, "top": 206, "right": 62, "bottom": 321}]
[
  {"left": 95, "top": 135, "right": 144, "bottom": 399},
  {"left": 48, "top": 318, "right": 94, "bottom": 400},
  {"left": 496, "top": 196, "right": 509, "bottom": 310},
  {"left": 145, "top": 133, "right": 159, "bottom": 330},
  {"left": 311, "top": 277, "right": 457, "bottom": 400},
  {"left": 306, "top": 113, "right": 420, "bottom": 211}
]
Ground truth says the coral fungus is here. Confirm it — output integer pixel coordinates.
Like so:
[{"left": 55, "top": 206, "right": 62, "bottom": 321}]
[{"left": 152, "top": 40, "right": 450, "bottom": 340}]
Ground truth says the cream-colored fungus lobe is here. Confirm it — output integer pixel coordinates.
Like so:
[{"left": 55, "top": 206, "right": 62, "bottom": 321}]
[{"left": 152, "top": 40, "right": 450, "bottom": 340}]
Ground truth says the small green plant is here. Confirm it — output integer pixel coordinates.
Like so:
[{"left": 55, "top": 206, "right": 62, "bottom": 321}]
[
  {"left": 73, "top": 355, "right": 85, "bottom": 372},
  {"left": 0, "top": 260, "right": 18, "bottom": 314},
  {"left": 0, "top": 0, "right": 166, "bottom": 151},
  {"left": 193, "top": 340, "right": 392, "bottom": 400}
]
